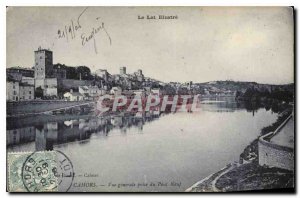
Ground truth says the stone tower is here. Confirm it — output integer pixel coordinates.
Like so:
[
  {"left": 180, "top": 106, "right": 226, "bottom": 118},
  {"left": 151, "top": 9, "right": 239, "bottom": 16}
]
[
  {"left": 34, "top": 47, "right": 53, "bottom": 80},
  {"left": 120, "top": 67, "right": 126, "bottom": 75}
]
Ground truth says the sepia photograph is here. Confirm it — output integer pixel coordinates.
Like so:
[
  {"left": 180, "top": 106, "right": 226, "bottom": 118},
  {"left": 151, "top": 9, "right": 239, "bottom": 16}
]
[{"left": 6, "top": 6, "right": 295, "bottom": 192}]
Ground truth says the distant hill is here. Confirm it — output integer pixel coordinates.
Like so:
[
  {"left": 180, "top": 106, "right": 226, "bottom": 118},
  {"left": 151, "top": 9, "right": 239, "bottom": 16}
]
[{"left": 195, "top": 80, "right": 294, "bottom": 93}]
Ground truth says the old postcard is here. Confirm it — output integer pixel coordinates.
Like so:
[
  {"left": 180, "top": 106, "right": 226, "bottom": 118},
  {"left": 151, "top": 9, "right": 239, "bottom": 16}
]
[{"left": 6, "top": 7, "right": 294, "bottom": 192}]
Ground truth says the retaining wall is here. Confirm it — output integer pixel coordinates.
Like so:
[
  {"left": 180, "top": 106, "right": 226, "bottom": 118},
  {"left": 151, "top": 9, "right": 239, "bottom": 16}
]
[{"left": 258, "top": 115, "right": 294, "bottom": 171}]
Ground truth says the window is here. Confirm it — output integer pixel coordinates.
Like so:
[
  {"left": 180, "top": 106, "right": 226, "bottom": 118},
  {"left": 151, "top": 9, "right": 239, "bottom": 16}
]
[
  {"left": 13, "top": 91, "right": 17, "bottom": 95},
  {"left": 29, "top": 91, "right": 31, "bottom": 94}
]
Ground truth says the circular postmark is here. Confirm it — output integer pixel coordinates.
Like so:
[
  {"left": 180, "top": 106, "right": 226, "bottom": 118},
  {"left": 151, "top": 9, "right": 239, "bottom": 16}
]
[{"left": 22, "top": 150, "right": 74, "bottom": 192}]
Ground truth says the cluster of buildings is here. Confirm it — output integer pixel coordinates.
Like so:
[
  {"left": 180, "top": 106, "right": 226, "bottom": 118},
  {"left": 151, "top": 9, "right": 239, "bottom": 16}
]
[
  {"left": 63, "top": 86, "right": 162, "bottom": 102},
  {"left": 7, "top": 47, "right": 163, "bottom": 102},
  {"left": 63, "top": 85, "right": 107, "bottom": 101},
  {"left": 6, "top": 47, "right": 58, "bottom": 101},
  {"left": 7, "top": 48, "right": 290, "bottom": 103},
  {"left": 6, "top": 77, "right": 35, "bottom": 101}
]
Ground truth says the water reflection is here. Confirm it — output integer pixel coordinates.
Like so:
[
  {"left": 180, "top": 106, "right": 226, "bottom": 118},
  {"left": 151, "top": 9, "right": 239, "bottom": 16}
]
[
  {"left": 7, "top": 111, "right": 162, "bottom": 151},
  {"left": 201, "top": 96, "right": 286, "bottom": 115},
  {"left": 7, "top": 96, "right": 283, "bottom": 152}
]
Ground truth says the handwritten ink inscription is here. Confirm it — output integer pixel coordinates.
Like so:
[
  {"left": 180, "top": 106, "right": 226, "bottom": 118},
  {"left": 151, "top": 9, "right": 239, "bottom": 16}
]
[
  {"left": 56, "top": 7, "right": 112, "bottom": 54},
  {"left": 81, "top": 18, "right": 112, "bottom": 54}
]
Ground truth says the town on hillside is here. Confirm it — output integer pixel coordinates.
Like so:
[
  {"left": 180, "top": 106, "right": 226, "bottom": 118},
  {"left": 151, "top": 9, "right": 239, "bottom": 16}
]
[{"left": 6, "top": 47, "right": 294, "bottom": 103}]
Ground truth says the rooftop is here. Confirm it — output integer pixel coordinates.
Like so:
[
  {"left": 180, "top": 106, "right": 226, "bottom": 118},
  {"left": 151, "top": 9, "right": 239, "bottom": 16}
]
[
  {"left": 65, "top": 92, "right": 83, "bottom": 97},
  {"left": 34, "top": 46, "right": 52, "bottom": 53},
  {"left": 7, "top": 67, "right": 34, "bottom": 71}
]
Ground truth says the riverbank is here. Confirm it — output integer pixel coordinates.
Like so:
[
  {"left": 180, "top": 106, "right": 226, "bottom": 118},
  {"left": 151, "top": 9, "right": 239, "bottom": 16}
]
[
  {"left": 185, "top": 163, "right": 238, "bottom": 192},
  {"left": 214, "top": 162, "right": 294, "bottom": 192},
  {"left": 6, "top": 100, "right": 95, "bottom": 117},
  {"left": 186, "top": 107, "right": 294, "bottom": 192}
]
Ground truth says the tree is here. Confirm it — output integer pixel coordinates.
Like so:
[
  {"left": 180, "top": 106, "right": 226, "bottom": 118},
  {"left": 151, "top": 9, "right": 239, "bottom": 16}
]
[{"left": 76, "top": 66, "right": 92, "bottom": 80}]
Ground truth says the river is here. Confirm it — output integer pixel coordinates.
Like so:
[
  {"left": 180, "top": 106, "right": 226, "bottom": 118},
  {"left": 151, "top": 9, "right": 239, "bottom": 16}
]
[{"left": 7, "top": 97, "right": 278, "bottom": 192}]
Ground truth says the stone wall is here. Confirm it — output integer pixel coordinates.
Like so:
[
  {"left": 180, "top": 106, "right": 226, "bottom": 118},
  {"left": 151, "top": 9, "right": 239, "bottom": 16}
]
[
  {"left": 35, "top": 78, "right": 58, "bottom": 97},
  {"left": 58, "top": 79, "right": 93, "bottom": 90},
  {"left": 258, "top": 115, "right": 294, "bottom": 171}
]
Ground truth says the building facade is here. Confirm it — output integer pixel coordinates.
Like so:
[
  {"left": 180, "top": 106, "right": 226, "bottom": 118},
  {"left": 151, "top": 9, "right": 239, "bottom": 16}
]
[
  {"left": 19, "top": 83, "right": 34, "bottom": 100},
  {"left": 6, "top": 80, "right": 34, "bottom": 101},
  {"left": 64, "top": 90, "right": 84, "bottom": 101},
  {"left": 7, "top": 67, "right": 34, "bottom": 78},
  {"left": 95, "top": 69, "right": 109, "bottom": 81},
  {"left": 120, "top": 67, "right": 126, "bottom": 75},
  {"left": 21, "top": 76, "right": 35, "bottom": 86},
  {"left": 6, "top": 81, "right": 19, "bottom": 101},
  {"left": 79, "top": 85, "right": 106, "bottom": 99},
  {"left": 34, "top": 47, "right": 58, "bottom": 97},
  {"left": 110, "top": 87, "right": 122, "bottom": 96},
  {"left": 34, "top": 47, "right": 53, "bottom": 79}
]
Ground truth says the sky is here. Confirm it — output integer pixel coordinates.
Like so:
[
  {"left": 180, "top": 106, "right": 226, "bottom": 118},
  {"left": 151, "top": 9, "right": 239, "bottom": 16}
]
[{"left": 6, "top": 7, "right": 294, "bottom": 84}]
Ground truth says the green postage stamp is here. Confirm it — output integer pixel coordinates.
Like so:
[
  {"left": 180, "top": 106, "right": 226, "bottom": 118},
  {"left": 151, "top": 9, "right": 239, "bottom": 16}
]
[{"left": 7, "top": 151, "right": 74, "bottom": 192}]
